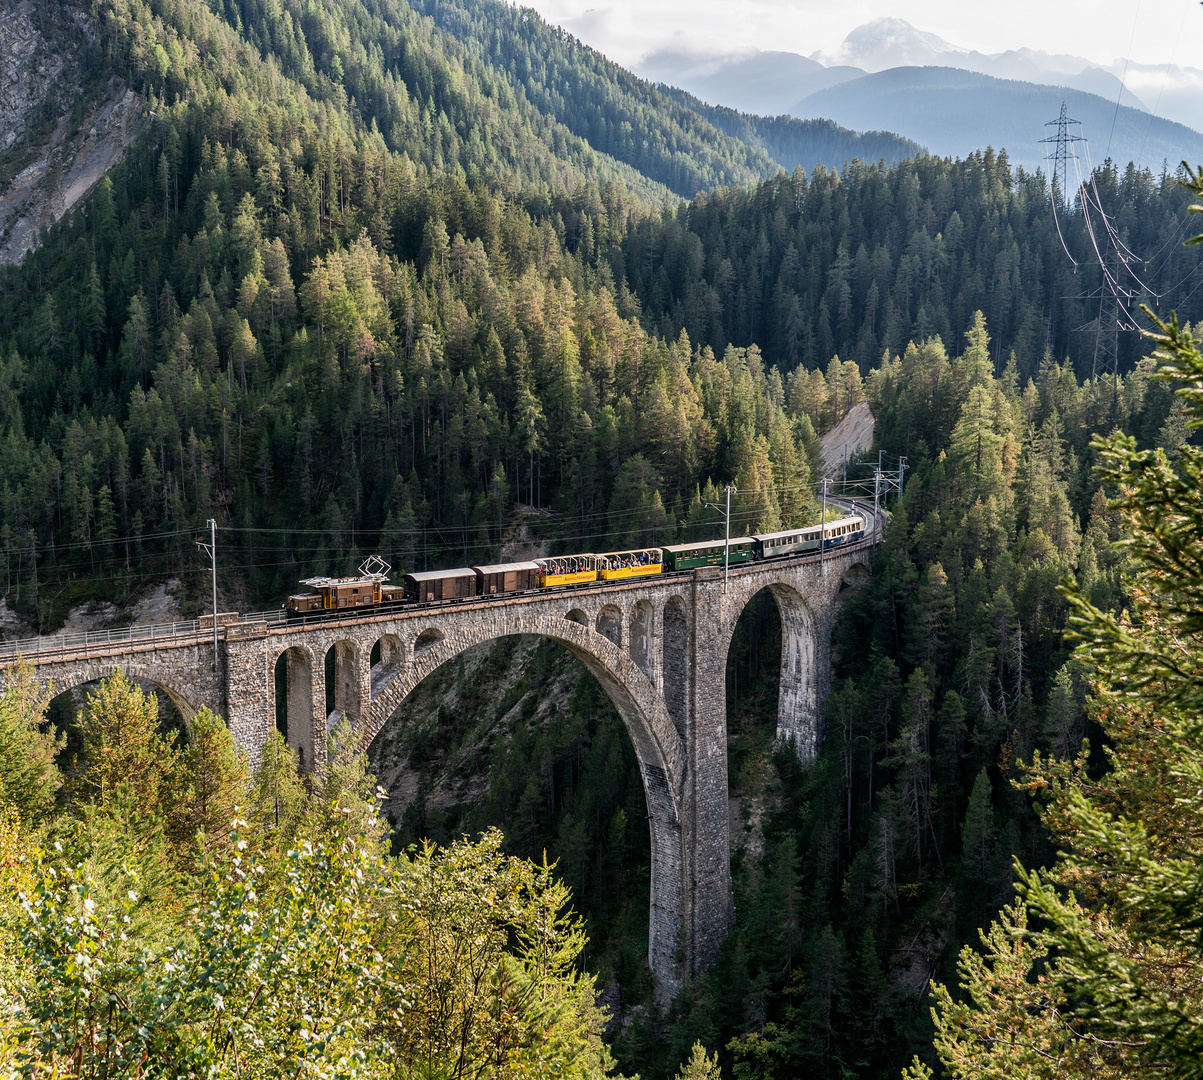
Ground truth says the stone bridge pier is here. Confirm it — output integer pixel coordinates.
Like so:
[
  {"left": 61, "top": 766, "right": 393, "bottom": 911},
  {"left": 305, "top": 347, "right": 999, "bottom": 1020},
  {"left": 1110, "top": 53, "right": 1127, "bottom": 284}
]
[{"left": 0, "top": 540, "right": 874, "bottom": 1004}]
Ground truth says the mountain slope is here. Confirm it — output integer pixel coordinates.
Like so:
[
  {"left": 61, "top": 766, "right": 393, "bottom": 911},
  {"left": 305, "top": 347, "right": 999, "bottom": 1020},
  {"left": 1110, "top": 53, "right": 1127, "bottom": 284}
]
[
  {"left": 0, "top": 1, "right": 142, "bottom": 265},
  {"left": 406, "top": 0, "right": 780, "bottom": 196},
  {"left": 791, "top": 67, "right": 1203, "bottom": 172},
  {"left": 656, "top": 87, "right": 922, "bottom": 172},
  {"left": 209, "top": 0, "right": 676, "bottom": 201},
  {"left": 415, "top": 0, "right": 920, "bottom": 186}
]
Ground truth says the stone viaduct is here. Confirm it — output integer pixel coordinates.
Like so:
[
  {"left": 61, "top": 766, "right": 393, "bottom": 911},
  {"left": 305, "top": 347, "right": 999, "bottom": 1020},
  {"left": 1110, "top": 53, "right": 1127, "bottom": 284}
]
[{"left": 0, "top": 523, "right": 875, "bottom": 1003}]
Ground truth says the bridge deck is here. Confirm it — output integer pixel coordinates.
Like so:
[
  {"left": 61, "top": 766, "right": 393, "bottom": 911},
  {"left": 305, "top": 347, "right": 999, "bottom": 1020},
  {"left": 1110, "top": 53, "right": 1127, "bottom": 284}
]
[{"left": 0, "top": 499, "right": 882, "bottom": 666}]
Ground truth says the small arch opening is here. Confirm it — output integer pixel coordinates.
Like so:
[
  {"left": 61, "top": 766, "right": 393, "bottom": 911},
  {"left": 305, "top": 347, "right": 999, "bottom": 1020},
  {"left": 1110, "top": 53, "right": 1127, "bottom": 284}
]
[
  {"left": 630, "top": 600, "right": 654, "bottom": 680},
  {"left": 839, "top": 563, "right": 872, "bottom": 597},
  {"left": 275, "top": 646, "right": 314, "bottom": 769},
  {"left": 275, "top": 652, "right": 288, "bottom": 737},
  {"left": 596, "top": 605, "right": 622, "bottom": 647},
  {"left": 324, "top": 640, "right": 360, "bottom": 732},
  {"left": 662, "top": 596, "right": 688, "bottom": 737},
  {"left": 371, "top": 633, "right": 404, "bottom": 700},
  {"left": 565, "top": 608, "right": 588, "bottom": 627},
  {"left": 414, "top": 627, "right": 445, "bottom": 657}
]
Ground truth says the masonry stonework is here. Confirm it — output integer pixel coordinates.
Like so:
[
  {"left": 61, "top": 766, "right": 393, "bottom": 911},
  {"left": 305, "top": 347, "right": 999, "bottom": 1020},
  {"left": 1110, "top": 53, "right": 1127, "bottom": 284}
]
[{"left": 0, "top": 544, "right": 873, "bottom": 1003}]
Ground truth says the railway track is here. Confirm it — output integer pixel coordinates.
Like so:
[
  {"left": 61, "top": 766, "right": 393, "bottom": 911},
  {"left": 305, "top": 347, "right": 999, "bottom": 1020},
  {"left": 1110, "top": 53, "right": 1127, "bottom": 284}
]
[{"left": 0, "top": 506, "right": 885, "bottom": 663}]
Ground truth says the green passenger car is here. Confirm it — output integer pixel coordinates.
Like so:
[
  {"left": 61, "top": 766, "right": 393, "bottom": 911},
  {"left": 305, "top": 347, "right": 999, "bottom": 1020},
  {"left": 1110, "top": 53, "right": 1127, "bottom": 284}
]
[{"left": 662, "top": 537, "right": 756, "bottom": 571}]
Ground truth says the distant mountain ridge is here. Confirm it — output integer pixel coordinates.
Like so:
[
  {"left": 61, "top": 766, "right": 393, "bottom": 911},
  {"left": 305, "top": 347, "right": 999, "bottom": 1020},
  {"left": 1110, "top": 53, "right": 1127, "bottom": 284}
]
[
  {"left": 639, "top": 48, "right": 863, "bottom": 119},
  {"left": 821, "top": 17, "right": 1148, "bottom": 108},
  {"left": 635, "top": 17, "right": 1203, "bottom": 173},
  {"left": 791, "top": 67, "right": 1203, "bottom": 173}
]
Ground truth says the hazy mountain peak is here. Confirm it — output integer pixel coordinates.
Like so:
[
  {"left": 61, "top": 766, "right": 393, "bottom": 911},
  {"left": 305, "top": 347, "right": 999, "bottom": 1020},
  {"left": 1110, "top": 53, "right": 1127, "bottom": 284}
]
[
  {"left": 635, "top": 46, "right": 857, "bottom": 119},
  {"left": 829, "top": 18, "right": 963, "bottom": 71}
]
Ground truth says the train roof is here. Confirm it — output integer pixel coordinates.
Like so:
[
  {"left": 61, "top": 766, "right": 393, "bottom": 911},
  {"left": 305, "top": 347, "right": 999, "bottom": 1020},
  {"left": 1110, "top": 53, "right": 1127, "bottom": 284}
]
[
  {"left": 751, "top": 517, "right": 861, "bottom": 544},
  {"left": 299, "top": 574, "right": 387, "bottom": 588},
  {"left": 752, "top": 527, "right": 816, "bottom": 542},
  {"left": 300, "top": 555, "right": 391, "bottom": 590},
  {"left": 472, "top": 561, "right": 541, "bottom": 574},
  {"left": 662, "top": 537, "right": 755, "bottom": 553},
  {"left": 403, "top": 567, "right": 477, "bottom": 582}
]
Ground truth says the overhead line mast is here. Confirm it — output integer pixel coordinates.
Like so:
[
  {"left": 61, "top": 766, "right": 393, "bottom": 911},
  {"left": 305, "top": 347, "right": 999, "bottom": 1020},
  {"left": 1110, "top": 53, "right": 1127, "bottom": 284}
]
[{"left": 1042, "top": 101, "right": 1157, "bottom": 382}]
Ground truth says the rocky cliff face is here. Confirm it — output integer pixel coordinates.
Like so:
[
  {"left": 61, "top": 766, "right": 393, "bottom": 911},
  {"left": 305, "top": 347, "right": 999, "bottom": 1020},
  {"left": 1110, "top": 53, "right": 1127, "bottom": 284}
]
[{"left": 0, "top": 0, "right": 142, "bottom": 265}]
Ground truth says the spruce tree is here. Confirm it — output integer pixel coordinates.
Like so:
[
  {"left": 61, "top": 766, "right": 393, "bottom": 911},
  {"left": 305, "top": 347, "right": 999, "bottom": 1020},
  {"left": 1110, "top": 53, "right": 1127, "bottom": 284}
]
[{"left": 909, "top": 167, "right": 1203, "bottom": 1080}]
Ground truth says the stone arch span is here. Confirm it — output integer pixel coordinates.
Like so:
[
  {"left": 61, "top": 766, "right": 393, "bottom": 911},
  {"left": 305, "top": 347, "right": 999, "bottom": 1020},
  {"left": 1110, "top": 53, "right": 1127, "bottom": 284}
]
[
  {"left": 358, "top": 612, "right": 686, "bottom": 998},
  {"left": 724, "top": 578, "right": 821, "bottom": 759},
  {"left": 839, "top": 560, "right": 873, "bottom": 594},
  {"left": 5, "top": 658, "right": 208, "bottom": 732}
]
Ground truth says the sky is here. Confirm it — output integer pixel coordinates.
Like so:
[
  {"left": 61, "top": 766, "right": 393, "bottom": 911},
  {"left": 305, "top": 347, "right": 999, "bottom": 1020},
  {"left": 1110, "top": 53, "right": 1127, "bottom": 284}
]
[{"left": 520, "top": 0, "right": 1198, "bottom": 71}]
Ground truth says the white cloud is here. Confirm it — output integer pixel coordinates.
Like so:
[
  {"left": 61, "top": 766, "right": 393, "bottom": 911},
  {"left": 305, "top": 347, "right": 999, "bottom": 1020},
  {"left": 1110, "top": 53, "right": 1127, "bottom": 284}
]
[{"left": 524, "top": 0, "right": 1196, "bottom": 72}]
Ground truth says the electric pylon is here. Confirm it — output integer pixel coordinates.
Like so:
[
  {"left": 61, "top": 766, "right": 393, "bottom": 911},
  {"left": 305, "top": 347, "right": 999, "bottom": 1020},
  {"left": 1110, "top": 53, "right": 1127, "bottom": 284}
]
[
  {"left": 1042, "top": 100, "right": 1154, "bottom": 382},
  {"left": 1040, "top": 102, "right": 1085, "bottom": 213}
]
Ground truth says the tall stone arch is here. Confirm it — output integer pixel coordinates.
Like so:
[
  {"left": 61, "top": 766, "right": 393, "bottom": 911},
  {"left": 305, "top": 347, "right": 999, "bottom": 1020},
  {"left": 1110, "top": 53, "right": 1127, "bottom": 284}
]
[
  {"left": 323, "top": 639, "right": 362, "bottom": 732},
  {"left": 722, "top": 576, "right": 822, "bottom": 757},
  {"left": 661, "top": 595, "right": 689, "bottom": 738},
  {"left": 359, "top": 611, "right": 688, "bottom": 1001}
]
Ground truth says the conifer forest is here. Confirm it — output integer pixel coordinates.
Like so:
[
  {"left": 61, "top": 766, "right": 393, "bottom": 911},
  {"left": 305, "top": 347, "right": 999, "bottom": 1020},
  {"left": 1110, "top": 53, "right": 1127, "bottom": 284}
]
[{"left": 2, "top": 0, "right": 1203, "bottom": 1077}]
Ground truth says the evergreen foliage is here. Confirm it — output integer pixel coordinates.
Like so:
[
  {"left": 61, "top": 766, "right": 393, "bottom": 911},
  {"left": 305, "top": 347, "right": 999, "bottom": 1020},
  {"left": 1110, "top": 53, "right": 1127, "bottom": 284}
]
[
  {"left": 0, "top": 664, "right": 63, "bottom": 826},
  {"left": 577, "top": 309, "right": 1172, "bottom": 1079},
  {"left": 655, "top": 87, "right": 922, "bottom": 174},
  {"left": 621, "top": 157, "right": 1202, "bottom": 375},
  {"left": 4, "top": 1, "right": 1203, "bottom": 1077},
  {"left": 0, "top": 671, "right": 612, "bottom": 1080},
  {"left": 410, "top": 0, "right": 777, "bottom": 196},
  {"left": 2, "top": 0, "right": 1197, "bottom": 630},
  {"left": 907, "top": 167, "right": 1203, "bottom": 1080}
]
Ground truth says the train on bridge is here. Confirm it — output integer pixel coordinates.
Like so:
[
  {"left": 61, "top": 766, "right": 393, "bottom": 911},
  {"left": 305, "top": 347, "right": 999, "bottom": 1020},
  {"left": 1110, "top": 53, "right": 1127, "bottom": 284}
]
[{"left": 285, "top": 511, "right": 865, "bottom": 617}]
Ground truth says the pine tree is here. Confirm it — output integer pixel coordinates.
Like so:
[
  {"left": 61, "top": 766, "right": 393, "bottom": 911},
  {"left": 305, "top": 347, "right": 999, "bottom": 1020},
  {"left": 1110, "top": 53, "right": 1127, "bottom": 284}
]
[
  {"left": 675, "top": 1041, "right": 722, "bottom": 1080},
  {"left": 0, "top": 663, "right": 63, "bottom": 825},
  {"left": 75, "top": 671, "right": 172, "bottom": 814},
  {"left": 913, "top": 172, "right": 1203, "bottom": 1079},
  {"left": 167, "top": 707, "right": 247, "bottom": 860}
]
